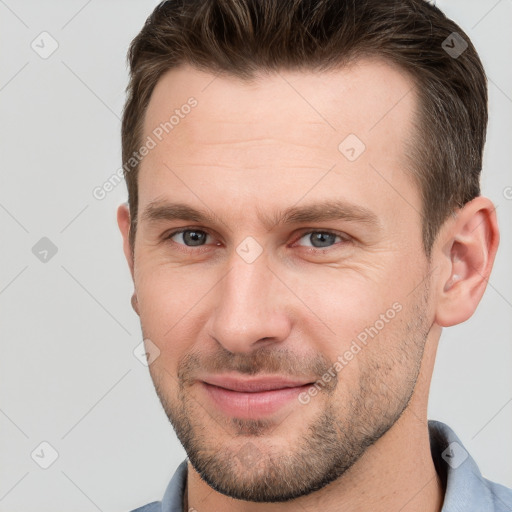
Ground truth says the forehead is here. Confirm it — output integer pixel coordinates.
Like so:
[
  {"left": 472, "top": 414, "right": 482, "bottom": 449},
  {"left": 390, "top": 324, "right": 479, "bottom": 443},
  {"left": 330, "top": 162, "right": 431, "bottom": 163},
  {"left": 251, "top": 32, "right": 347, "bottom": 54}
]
[
  {"left": 143, "top": 57, "right": 417, "bottom": 143},
  {"left": 138, "top": 58, "right": 421, "bottom": 230}
]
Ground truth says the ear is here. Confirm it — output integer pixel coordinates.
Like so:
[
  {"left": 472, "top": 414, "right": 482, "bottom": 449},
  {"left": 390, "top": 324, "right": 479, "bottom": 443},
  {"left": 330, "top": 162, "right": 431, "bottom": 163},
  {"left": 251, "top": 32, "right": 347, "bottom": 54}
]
[
  {"left": 117, "top": 202, "right": 135, "bottom": 281},
  {"left": 117, "top": 203, "right": 140, "bottom": 315},
  {"left": 434, "top": 196, "right": 499, "bottom": 327}
]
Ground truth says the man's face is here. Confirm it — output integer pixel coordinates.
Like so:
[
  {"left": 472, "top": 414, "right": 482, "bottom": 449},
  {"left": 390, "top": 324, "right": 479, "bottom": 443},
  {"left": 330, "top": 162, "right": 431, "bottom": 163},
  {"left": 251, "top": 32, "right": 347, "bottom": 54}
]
[{"left": 123, "top": 59, "right": 436, "bottom": 501}]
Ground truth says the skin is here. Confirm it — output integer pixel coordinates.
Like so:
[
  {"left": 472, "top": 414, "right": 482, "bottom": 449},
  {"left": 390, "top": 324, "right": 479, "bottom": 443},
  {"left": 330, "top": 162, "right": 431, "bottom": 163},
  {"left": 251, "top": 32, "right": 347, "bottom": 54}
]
[{"left": 117, "top": 59, "right": 499, "bottom": 511}]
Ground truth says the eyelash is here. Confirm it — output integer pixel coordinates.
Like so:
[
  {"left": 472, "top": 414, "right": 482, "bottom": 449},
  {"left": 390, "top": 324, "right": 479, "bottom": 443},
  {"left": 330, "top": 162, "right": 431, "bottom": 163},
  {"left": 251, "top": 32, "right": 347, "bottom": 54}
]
[{"left": 164, "top": 227, "right": 351, "bottom": 253}]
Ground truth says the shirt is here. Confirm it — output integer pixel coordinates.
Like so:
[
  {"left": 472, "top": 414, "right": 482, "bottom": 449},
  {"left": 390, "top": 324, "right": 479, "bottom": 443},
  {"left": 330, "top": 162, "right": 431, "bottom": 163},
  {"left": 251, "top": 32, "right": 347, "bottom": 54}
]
[{"left": 130, "top": 420, "right": 512, "bottom": 512}]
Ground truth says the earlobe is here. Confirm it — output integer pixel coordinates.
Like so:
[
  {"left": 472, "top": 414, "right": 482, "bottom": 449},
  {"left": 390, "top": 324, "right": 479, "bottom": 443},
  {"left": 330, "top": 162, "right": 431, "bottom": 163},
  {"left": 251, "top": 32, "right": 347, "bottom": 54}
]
[
  {"left": 434, "top": 197, "right": 499, "bottom": 327},
  {"left": 131, "top": 292, "right": 140, "bottom": 315}
]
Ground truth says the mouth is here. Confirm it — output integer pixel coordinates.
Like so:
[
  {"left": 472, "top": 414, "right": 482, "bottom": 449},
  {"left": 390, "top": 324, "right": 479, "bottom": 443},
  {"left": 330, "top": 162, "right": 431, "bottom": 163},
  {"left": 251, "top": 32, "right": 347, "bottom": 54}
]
[{"left": 199, "top": 375, "right": 315, "bottom": 418}]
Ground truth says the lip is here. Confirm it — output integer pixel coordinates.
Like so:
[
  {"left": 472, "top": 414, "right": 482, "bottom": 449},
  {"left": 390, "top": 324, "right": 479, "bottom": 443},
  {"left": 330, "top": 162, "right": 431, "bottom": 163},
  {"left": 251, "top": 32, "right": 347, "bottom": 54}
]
[
  {"left": 201, "top": 374, "right": 314, "bottom": 392},
  {"left": 199, "top": 374, "right": 315, "bottom": 419}
]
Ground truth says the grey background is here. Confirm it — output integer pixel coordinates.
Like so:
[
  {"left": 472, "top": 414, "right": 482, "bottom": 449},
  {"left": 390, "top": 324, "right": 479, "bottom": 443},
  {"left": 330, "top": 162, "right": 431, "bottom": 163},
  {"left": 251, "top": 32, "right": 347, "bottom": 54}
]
[{"left": 0, "top": 1, "right": 510, "bottom": 510}]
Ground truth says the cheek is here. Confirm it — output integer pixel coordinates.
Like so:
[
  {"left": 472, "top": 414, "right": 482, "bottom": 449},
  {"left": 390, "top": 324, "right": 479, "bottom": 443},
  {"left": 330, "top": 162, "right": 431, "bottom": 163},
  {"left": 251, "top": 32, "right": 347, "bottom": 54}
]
[
  {"left": 290, "top": 264, "right": 413, "bottom": 376},
  {"left": 134, "top": 266, "right": 201, "bottom": 344},
  {"left": 293, "top": 267, "right": 401, "bottom": 330}
]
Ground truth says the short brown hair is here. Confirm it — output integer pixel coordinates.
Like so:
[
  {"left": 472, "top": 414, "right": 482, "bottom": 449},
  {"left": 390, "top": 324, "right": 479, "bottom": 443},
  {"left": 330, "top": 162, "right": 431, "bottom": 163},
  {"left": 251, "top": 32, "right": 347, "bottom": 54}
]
[{"left": 122, "top": 0, "right": 487, "bottom": 256}]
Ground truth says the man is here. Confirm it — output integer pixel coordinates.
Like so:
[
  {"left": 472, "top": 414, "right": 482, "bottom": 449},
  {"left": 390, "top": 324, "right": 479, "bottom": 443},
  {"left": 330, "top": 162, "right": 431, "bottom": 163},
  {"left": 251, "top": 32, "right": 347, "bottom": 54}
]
[{"left": 117, "top": 0, "right": 512, "bottom": 510}]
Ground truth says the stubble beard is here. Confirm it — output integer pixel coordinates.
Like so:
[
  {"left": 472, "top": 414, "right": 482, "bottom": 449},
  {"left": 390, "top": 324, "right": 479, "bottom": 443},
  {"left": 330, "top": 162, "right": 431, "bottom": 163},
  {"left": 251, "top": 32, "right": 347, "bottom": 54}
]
[{"left": 146, "top": 282, "right": 432, "bottom": 502}]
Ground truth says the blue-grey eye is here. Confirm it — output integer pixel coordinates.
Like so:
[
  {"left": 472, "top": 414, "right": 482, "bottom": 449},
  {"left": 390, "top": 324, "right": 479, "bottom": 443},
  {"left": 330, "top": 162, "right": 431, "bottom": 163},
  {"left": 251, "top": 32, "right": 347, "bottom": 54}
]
[
  {"left": 298, "top": 231, "right": 341, "bottom": 248},
  {"left": 171, "top": 230, "right": 209, "bottom": 246}
]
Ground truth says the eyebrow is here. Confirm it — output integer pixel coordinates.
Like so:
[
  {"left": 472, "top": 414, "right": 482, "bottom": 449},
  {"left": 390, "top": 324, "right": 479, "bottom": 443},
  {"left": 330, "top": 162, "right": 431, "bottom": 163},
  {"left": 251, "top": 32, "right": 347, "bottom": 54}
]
[{"left": 140, "top": 199, "right": 379, "bottom": 231}]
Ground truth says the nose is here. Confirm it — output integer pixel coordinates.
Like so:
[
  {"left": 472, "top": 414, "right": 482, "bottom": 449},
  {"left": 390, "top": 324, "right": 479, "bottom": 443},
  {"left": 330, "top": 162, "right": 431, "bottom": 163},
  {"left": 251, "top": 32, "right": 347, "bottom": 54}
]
[{"left": 207, "top": 251, "right": 292, "bottom": 354}]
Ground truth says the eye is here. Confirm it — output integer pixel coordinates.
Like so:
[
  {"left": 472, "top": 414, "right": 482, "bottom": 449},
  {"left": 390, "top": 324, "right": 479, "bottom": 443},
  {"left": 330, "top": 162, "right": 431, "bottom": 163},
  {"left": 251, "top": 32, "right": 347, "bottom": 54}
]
[
  {"left": 164, "top": 228, "right": 349, "bottom": 252},
  {"left": 294, "top": 230, "right": 347, "bottom": 249},
  {"left": 167, "top": 229, "right": 213, "bottom": 247}
]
